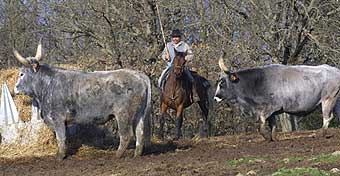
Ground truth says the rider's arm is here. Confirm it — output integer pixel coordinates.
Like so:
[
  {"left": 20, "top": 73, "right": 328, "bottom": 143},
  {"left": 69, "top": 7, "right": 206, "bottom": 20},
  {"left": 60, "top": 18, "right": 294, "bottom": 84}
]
[
  {"left": 184, "top": 44, "right": 194, "bottom": 62},
  {"left": 161, "top": 44, "right": 171, "bottom": 61}
]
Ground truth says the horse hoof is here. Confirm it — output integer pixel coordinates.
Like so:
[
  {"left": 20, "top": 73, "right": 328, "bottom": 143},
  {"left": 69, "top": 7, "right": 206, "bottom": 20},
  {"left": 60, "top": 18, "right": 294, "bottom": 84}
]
[
  {"left": 199, "top": 132, "right": 208, "bottom": 138},
  {"left": 172, "top": 136, "right": 181, "bottom": 141},
  {"left": 156, "top": 134, "right": 164, "bottom": 141}
]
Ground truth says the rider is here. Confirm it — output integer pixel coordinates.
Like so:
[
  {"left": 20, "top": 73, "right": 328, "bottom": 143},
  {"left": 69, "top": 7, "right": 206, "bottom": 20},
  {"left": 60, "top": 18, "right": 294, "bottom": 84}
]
[{"left": 158, "top": 29, "right": 200, "bottom": 102}]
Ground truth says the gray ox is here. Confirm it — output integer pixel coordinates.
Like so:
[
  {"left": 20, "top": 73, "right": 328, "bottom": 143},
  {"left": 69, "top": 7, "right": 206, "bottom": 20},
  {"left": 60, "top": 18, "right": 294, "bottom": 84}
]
[
  {"left": 13, "top": 42, "right": 151, "bottom": 159},
  {"left": 214, "top": 58, "right": 340, "bottom": 141}
]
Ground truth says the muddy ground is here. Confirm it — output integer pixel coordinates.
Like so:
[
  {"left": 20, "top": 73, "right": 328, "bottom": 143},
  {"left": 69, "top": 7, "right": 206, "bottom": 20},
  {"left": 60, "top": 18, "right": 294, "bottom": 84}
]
[{"left": 1, "top": 129, "right": 340, "bottom": 176}]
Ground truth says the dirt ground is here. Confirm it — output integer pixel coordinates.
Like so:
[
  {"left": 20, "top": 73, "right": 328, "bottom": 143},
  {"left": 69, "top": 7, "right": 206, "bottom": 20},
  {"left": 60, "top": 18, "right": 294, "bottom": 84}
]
[{"left": 1, "top": 129, "right": 340, "bottom": 176}]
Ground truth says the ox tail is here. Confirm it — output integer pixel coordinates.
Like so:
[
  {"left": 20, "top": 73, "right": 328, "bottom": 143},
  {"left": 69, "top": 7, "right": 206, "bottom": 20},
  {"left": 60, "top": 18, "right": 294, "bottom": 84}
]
[
  {"left": 135, "top": 74, "right": 152, "bottom": 148},
  {"left": 143, "top": 76, "right": 152, "bottom": 148},
  {"left": 134, "top": 74, "right": 152, "bottom": 156}
]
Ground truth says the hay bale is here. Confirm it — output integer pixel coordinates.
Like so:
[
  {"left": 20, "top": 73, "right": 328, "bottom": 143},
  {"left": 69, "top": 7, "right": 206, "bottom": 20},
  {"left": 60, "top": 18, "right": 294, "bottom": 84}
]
[
  {"left": 0, "top": 121, "right": 57, "bottom": 159},
  {"left": 0, "top": 68, "right": 32, "bottom": 122},
  {"left": 0, "top": 68, "right": 57, "bottom": 158}
]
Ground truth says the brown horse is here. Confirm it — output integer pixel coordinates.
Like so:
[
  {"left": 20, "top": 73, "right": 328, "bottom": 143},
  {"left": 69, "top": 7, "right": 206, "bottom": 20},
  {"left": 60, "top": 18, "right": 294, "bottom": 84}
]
[{"left": 160, "top": 50, "right": 210, "bottom": 140}]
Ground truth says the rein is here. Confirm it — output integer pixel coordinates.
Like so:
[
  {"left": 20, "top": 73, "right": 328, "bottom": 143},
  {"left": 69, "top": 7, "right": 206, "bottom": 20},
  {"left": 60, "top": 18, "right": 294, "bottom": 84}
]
[{"left": 163, "top": 55, "right": 186, "bottom": 102}]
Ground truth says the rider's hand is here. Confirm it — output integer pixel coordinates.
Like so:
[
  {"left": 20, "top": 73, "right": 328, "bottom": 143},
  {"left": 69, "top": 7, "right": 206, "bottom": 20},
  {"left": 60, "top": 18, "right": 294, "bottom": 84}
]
[{"left": 166, "top": 52, "right": 170, "bottom": 61}]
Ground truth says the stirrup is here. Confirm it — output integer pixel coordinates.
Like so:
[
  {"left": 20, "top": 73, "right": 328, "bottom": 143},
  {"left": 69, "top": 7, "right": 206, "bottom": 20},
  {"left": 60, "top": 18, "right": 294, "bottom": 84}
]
[{"left": 192, "top": 90, "right": 200, "bottom": 102}]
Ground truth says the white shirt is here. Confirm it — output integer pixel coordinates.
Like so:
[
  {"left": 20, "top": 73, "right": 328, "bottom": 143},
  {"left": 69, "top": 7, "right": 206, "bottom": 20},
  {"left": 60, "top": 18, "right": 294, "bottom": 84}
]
[{"left": 161, "top": 41, "right": 194, "bottom": 66}]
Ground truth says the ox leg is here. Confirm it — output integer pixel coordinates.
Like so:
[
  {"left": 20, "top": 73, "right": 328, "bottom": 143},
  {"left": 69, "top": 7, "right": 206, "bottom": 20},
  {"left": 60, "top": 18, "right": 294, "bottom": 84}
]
[
  {"left": 174, "top": 105, "right": 184, "bottom": 140},
  {"left": 322, "top": 99, "right": 336, "bottom": 129},
  {"left": 268, "top": 115, "right": 277, "bottom": 141},
  {"left": 54, "top": 120, "right": 67, "bottom": 160},
  {"left": 135, "top": 116, "right": 146, "bottom": 157},
  {"left": 116, "top": 116, "right": 133, "bottom": 158},
  {"left": 259, "top": 116, "right": 271, "bottom": 141},
  {"left": 321, "top": 98, "right": 337, "bottom": 137}
]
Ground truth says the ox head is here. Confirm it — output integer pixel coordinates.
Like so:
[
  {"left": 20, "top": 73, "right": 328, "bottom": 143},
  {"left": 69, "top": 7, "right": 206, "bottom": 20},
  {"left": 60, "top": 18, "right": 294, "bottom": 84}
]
[
  {"left": 173, "top": 50, "right": 186, "bottom": 78},
  {"left": 214, "top": 56, "right": 239, "bottom": 103},
  {"left": 13, "top": 40, "right": 43, "bottom": 96}
]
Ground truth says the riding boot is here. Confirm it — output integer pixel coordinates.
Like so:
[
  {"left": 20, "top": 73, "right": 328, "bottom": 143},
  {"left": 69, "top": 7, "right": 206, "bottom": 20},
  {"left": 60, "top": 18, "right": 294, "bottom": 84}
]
[
  {"left": 160, "top": 79, "right": 165, "bottom": 91},
  {"left": 192, "top": 84, "right": 200, "bottom": 103}
]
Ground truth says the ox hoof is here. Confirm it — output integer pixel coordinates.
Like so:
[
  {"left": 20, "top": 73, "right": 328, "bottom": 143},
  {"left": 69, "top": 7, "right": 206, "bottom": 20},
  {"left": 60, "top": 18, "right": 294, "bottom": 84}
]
[
  {"left": 134, "top": 146, "right": 143, "bottom": 157},
  {"left": 56, "top": 152, "right": 67, "bottom": 161},
  {"left": 260, "top": 133, "right": 272, "bottom": 142},
  {"left": 270, "top": 136, "right": 278, "bottom": 142},
  {"left": 116, "top": 150, "right": 124, "bottom": 158},
  {"left": 270, "top": 133, "right": 278, "bottom": 142},
  {"left": 318, "top": 129, "right": 334, "bottom": 139}
]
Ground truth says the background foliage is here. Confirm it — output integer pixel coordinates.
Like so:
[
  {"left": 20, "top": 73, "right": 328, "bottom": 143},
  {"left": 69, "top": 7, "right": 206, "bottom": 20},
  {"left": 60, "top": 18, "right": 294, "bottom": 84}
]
[{"left": 0, "top": 0, "right": 339, "bottom": 137}]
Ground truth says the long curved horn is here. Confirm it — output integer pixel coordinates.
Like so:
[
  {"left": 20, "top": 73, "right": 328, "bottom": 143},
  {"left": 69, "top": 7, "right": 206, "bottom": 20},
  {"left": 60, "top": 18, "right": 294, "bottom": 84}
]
[
  {"left": 35, "top": 39, "right": 42, "bottom": 61},
  {"left": 13, "top": 49, "right": 29, "bottom": 66},
  {"left": 218, "top": 55, "right": 229, "bottom": 72}
]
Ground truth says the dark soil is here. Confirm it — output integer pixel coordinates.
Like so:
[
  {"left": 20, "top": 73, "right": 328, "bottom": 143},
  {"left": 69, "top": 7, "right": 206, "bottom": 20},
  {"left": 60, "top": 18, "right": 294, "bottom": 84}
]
[{"left": 1, "top": 129, "right": 340, "bottom": 176}]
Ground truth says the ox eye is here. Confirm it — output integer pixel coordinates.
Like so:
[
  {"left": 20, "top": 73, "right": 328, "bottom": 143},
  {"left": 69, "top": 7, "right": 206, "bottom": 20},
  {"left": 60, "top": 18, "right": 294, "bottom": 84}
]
[
  {"left": 20, "top": 73, "right": 24, "bottom": 77},
  {"left": 220, "top": 79, "right": 226, "bottom": 86}
]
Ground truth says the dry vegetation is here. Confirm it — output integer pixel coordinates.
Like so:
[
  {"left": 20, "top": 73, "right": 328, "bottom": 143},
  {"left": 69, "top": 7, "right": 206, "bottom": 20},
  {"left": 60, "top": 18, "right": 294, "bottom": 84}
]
[
  {"left": 0, "top": 124, "right": 57, "bottom": 159},
  {"left": 0, "top": 69, "right": 32, "bottom": 121},
  {"left": 0, "top": 69, "right": 58, "bottom": 159},
  {"left": 0, "top": 0, "right": 339, "bottom": 159}
]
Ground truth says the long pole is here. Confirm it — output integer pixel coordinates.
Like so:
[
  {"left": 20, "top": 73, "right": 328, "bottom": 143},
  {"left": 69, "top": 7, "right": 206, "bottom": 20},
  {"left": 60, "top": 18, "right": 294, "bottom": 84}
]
[{"left": 155, "top": 1, "right": 168, "bottom": 55}]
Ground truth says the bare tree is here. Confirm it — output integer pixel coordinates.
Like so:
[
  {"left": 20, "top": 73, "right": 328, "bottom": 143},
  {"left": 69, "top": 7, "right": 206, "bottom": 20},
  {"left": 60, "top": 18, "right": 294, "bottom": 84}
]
[{"left": 0, "top": 0, "right": 339, "bottom": 135}]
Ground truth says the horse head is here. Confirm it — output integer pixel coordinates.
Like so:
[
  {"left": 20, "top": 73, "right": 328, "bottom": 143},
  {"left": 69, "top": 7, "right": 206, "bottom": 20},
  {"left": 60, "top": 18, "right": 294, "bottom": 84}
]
[{"left": 173, "top": 49, "right": 186, "bottom": 78}]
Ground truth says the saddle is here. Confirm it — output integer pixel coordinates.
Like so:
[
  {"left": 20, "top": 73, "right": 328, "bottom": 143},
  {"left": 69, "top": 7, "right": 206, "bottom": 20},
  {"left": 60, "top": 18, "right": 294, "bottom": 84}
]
[{"left": 160, "top": 68, "right": 210, "bottom": 91}]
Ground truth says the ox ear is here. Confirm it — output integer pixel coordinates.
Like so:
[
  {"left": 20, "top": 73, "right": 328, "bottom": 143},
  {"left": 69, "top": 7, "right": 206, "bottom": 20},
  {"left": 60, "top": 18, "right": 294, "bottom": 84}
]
[{"left": 229, "top": 73, "right": 239, "bottom": 83}]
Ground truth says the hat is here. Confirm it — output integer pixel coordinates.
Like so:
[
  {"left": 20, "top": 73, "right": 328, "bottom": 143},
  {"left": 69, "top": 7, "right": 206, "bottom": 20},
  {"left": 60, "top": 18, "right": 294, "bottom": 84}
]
[{"left": 171, "top": 29, "right": 182, "bottom": 37}]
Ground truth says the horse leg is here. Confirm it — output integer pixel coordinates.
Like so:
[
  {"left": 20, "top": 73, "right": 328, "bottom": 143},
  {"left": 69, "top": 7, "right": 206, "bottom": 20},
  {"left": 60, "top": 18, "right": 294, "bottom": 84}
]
[
  {"left": 159, "top": 102, "right": 168, "bottom": 140},
  {"left": 174, "top": 105, "right": 184, "bottom": 140},
  {"left": 198, "top": 100, "right": 209, "bottom": 138}
]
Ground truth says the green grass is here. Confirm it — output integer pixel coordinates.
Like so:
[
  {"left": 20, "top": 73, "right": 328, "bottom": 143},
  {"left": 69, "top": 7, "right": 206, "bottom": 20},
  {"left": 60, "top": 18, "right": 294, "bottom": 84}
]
[
  {"left": 272, "top": 167, "right": 330, "bottom": 176},
  {"left": 310, "top": 154, "right": 340, "bottom": 164},
  {"left": 278, "top": 156, "right": 305, "bottom": 165},
  {"left": 226, "top": 154, "right": 340, "bottom": 174}
]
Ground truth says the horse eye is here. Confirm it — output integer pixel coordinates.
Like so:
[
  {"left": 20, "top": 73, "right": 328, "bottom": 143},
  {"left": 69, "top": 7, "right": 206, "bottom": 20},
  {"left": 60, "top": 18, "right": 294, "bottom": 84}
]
[{"left": 20, "top": 73, "right": 24, "bottom": 77}]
